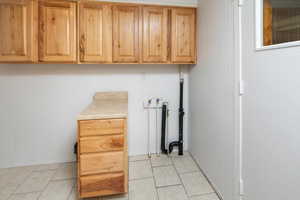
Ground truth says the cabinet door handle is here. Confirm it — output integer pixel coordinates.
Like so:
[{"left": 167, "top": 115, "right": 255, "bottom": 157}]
[
  {"left": 40, "top": 22, "right": 45, "bottom": 32},
  {"left": 80, "top": 35, "right": 85, "bottom": 60}
]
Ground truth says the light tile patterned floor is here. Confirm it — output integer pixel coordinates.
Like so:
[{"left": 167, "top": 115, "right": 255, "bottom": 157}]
[{"left": 0, "top": 152, "right": 220, "bottom": 200}]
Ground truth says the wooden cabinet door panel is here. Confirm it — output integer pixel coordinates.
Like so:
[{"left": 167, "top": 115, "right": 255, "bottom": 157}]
[
  {"left": 79, "top": 2, "right": 112, "bottom": 63},
  {"left": 113, "top": 5, "right": 139, "bottom": 63},
  {"left": 79, "top": 119, "right": 124, "bottom": 137},
  {"left": 80, "top": 173, "right": 125, "bottom": 198},
  {"left": 171, "top": 8, "right": 196, "bottom": 63},
  {"left": 80, "top": 151, "right": 124, "bottom": 175},
  {"left": 39, "top": 1, "right": 76, "bottom": 62},
  {"left": 142, "top": 6, "right": 168, "bottom": 63},
  {"left": 0, "top": 0, "right": 37, "bottom": 62},
  {"left": 80, "top": 135, "right": 124, "bottom": 154}
]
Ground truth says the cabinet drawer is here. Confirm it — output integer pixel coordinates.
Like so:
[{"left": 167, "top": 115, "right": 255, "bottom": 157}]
[
  {"left": 80, "top": 172, "right": 125, "bottom": 198},
  {"left": 79, "top": 119, "right": 124, "bottom": 137},
  {"left": 80, "top": 135, "right": 124, "bottom": 154},
  {"left": 80, "top": 151, "right": 124, "bottom": 175}
]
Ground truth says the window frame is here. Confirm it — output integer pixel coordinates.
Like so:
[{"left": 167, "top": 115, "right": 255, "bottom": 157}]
[{"left": 255, "top": 0, "right": 300, "bottom": 51}]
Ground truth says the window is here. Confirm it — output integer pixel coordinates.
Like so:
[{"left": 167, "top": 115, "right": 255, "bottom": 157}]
[
  {"left": 262, "top": 0, "right": 300, "bottom": 46},
  {"left": 256, "top": 0, "right": 300, "bottom": 49}
]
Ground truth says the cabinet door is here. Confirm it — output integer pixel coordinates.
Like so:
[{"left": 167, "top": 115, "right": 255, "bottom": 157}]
[
  {"left": 113, "top": 5, "right": 139, "bottom": 63},
  {"left": 0, "top": 0, "right": 37, "bottom": 62},
  {"left": 39, "top": 1, "right": 76, "bottom": 62},
  {"left": 171, "top": 8, "right": 196, "bottom": 63},
  {"left": 79, "top": 2, "right": 112, "bottom": 63},
  {"left": 142, "top": 6, "right": 168, "bottom": 63}
]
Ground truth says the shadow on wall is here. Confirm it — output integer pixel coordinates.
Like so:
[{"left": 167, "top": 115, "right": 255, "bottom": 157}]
[{"left": 0, "top": 64, "right": 186, "bottom": 76}]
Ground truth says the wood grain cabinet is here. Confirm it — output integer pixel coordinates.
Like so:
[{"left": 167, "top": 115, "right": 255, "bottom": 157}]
[
  {"left": 79, "top": 2, "right": 112, "bottom": 63},
  {"left": 171, "top": 8, "right": 196, "bottom": 63},
  {"left": 112, "top": 5, "right": 139, "bottom": 63},
  {"left": 142, "top": 6, "right": 168, "bottom": 63},
  {"left": 38, "top": 0, "right": 77, "bottom": 62},
  {"left": 0, "top": 1, "right": 197, "bottom": 64},
  {"left": 78, "top": 118, "right": 128, "bottom": 198},
  {"left": 0, "top": 0, "right": 37, "bottom": 63}
]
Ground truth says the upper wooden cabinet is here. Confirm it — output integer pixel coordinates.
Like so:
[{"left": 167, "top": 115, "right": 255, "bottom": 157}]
[
  {"left": 79, "top": 2, "right": 112, "bottom": 63},
  {"left": 0, "top": 1, "right": 197, "bottom": 64},
  {"left": 112, "top": 5, "right": 139, "bottom": 63},
  {"left": 171, "top": 8, "right": 196, "bottom": 63},
  {"left": 142, "top": 6, "right": 168, "bottom": 63},
  {"left": 39, "top": 0, "right": 77, "bottom": 62},
  {"left": 0, "top": 0, "right": 37, "bottom": 63}
]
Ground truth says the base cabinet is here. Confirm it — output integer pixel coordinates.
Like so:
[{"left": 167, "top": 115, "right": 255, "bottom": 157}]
[{"left": 77, "top": 118, "right": 128, "bottom": 199}]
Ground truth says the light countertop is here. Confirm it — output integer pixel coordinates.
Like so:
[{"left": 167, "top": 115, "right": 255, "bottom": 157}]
[{"left": 77, "top": 92, "right": 128, "bottom": 120}]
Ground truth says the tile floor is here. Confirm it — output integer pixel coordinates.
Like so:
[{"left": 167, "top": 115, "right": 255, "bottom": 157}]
[{"left": 0, "top": 152, "right": 220, "bottom": 200}]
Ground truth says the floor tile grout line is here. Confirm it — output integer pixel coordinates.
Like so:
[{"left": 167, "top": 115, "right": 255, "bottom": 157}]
[
  {"left": 154, "top": 155, "right": 186, "bottom": 200},
  {"left": 129, "top": 177, "right": 158, "bottom": 200},
  {"left": 65, "top": 186, "right": 75, "bottom": 200},
  {"left": 9, "top": 167, "right": 41, "bottom": 199},
  {"left": 129, "top": 159, "right": 150, "bottom": 164},
  {"left": 2, "top": 162, "right": 76, "bottom": 200},
  {"left": 37, "top": 162, "right": 76, "bottom": 200},
  {"left": 152, "top": 161, "right": 180, "bottom": 187},
  {"left": 190, "top": 192, "right": 216, "bottom": 197},
  {"left": 155, "top": 183, "right": 182, "bottom": 189},
  {"left": 36, "top": 168, "right": 59, "bottom": 200},
  {"left": 9, "top": 191, "right": 42, "bottom": 196},
  {"left": 151, "top": 163, "right": 173, "bottom": 168},
  {"left": 129, "top": 175, "right": 154, "bottom": 181},
  {"left": 189, "top": 152, "right": 222, "bottom": 200},
  {"left": 171, "top": 154, "right": 190, "bottom": 199},
  {"left": 63, "top": 180, "right": 76, "bottom": 200},
  {"left": 149, "top": 157, "right": 160, "bottom": 200}
]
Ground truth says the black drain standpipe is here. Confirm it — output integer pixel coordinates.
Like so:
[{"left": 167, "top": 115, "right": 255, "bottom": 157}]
[
  {"left": 161, "top": 104, "right": 168, "bottom": 154},
  {"left": 169, "top": 78, "right": 185, "bottom": 156}
]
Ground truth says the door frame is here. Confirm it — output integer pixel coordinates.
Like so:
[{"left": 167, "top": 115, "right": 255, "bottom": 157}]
[{"left": 232, "top": 0, "right": 243, "bottom": 200}]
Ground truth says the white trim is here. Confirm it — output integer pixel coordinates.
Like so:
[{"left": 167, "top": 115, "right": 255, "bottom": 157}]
[
  {"left": 233, "top": 0, "right": 243, "bottom": 199},
  {"left": 255, "top": 0, "right": 263, "bottom": 49},
  {"left": 256, "top": 40, "right": 300, "bottom": 51},
  {"left": 255, "top": 0, "right": 300, "bottom": 51}
]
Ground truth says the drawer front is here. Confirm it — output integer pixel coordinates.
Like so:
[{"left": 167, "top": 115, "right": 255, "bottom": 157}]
[
  {"left": 80, "top": 151, "right": 124, "bottom": 175},
  {"left": 80, "top": 172, "right": 125, "bottom": 198},
  {"left": 80, "top": 135, "right": 124, "bottom": 154},
  {"left": 79, "top": 119, "right": 124, "bottom": 137}
]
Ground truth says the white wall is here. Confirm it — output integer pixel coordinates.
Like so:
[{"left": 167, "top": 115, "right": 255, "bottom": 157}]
[
  {"left": 189, "top": 0, "right": 237, "bottom": 200},
  {"left": 0, "top": 64, "right": 189, "bottom": 168},
  {"left": 242, "top": 1, "right": 300, "bottom": 200}
]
